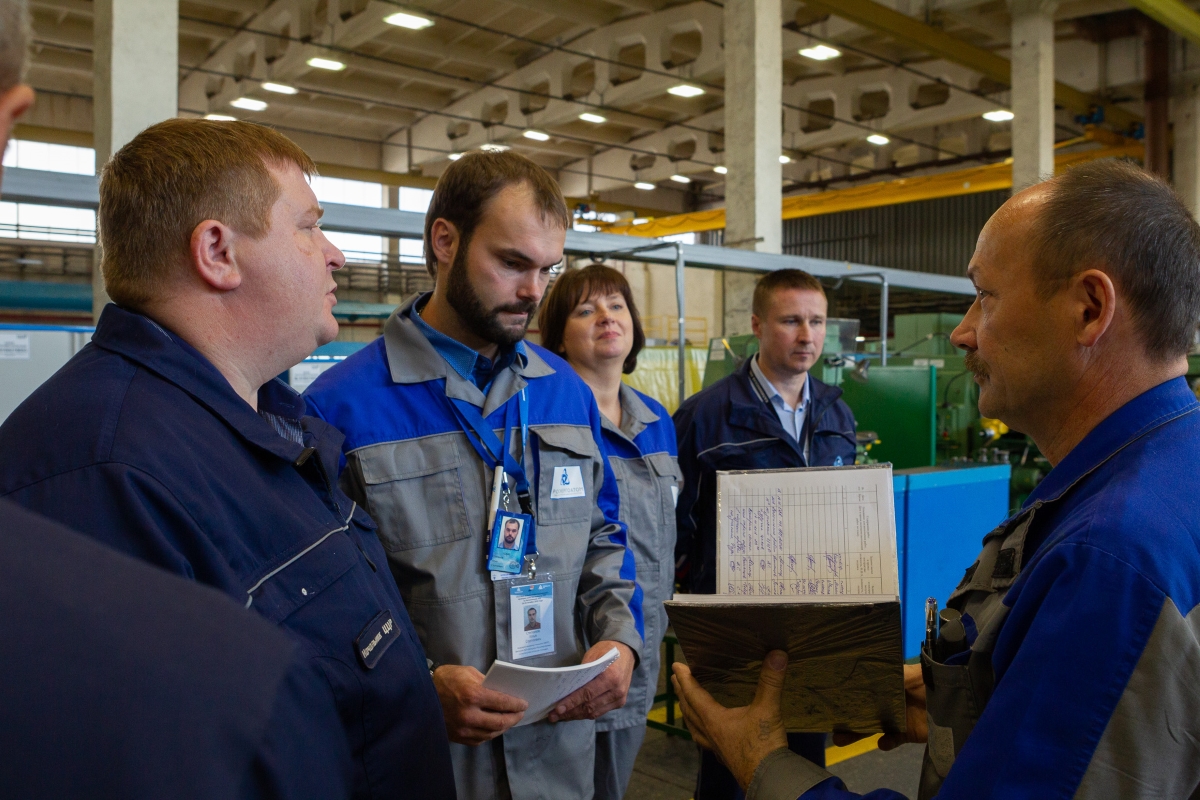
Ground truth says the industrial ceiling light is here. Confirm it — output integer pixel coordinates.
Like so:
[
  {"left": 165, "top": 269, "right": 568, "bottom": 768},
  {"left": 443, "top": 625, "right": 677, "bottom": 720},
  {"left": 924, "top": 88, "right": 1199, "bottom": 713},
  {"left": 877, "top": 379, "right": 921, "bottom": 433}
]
[
  {"left": 982, "top": 109, "right": 1015, "bottom": 122},
  {"left": 204, "top": 114, "right": 237, "bottom": 121},
  {"left": 668, "top": 84, "right": 705, "bottom": 98},
  {"left": 799, "top": 44, "right": 841, "bottom": 61},
  {"left": 383, "top": 11, "right": 434, "bottom": 29},
  {"left": 633, "top": 218, "right": 649, "bottom": 225},
  {"left": 779, "top": 155, "right": 791, "bottom": 164},
  {"left": 523, "top": 129, "right": 550, "bottom": 141},
  {"left": 634, "top": 181, "right": 656, "bottom": 190},
  {"left": 867, "top": 134, "right": 890, "bottom": 145},
  {"left": 306, "top": 57, "right": 346, "bottom": 71},
  {"left": 670, "top": 174, "right": 691, "bottom": 183},
  {"left": 230, "top": 97, "right": 267, "bottom": 111},
  {"left": 578, "top": 112, "right": 607, "bottom": 124},
  {"left": 448, "top": 152, "right": 463, "bottom": 161},
  {"left": 262, "top": 82, "right": 298, "bottom": 94},
  {"left": 479, "top": 143, "right": 510, "bottom": 152},
  {"left": 713, "top": 165, "right": 728, "bottom": 174}
]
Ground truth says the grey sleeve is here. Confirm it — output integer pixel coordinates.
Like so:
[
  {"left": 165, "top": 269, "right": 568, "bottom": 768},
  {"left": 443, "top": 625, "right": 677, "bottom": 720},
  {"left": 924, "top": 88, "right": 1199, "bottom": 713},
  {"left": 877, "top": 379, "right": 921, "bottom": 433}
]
[
  {"left": 747, "top": 748, "right": 833, "bottom": 800},
  {"left": 577, "top": 444, "right": 644, "bottom": 662},
  {"left": 1074, "top": 596, "right": 1200, "bottom": 799}
]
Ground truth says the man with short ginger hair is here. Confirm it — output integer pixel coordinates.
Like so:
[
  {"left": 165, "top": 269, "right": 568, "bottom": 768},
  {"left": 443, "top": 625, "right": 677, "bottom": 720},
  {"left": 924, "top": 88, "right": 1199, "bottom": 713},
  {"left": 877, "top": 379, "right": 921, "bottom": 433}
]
[
  {"left": 0, "top": 118, "right": 455, "bottom": 799},
  {"left": 674, "top": 160, "right": 1200, "bottom": 800},
  {"left": 672, "top": 268, "right": 857, "bottom": 799}
]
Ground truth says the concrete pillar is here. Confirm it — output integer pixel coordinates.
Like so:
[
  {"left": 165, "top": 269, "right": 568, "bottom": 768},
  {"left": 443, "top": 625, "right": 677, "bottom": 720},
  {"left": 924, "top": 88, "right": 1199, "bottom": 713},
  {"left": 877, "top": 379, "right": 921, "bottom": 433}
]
[
  {"left": 1142, "top": 18, "right": 1170, "bottom": 179},
  {"left": 1009, "top": 0, "right": 1057, "bottom": 192},
  {"left": 92, "top": 0, "right": 178, "bottom": 319},
  {"left": 723, "top": 271, "right": 758, "bottom": 336},
  {"left": 723, "top": 0, "right": 782, "bottom": 253},
  {"left": 1172, "top": 80, "right": 1200, "bottom": 218}
]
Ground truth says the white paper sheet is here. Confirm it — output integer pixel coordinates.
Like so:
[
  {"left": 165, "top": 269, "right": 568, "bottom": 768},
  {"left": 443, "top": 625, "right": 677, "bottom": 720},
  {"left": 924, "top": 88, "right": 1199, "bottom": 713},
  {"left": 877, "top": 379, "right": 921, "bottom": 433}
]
[
  {"left": 715, "top": 464, "right": 899, "bottom": 603},
  {"left": 481, "top": 647, "right": 620, "bottom": 726}
]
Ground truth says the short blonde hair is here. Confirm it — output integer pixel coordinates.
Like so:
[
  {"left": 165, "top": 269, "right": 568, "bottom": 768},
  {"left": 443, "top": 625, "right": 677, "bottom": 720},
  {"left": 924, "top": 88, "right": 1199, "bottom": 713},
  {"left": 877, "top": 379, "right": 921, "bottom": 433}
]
[{"left": 98, "top": 118, "right": 317, "bottom": 309}]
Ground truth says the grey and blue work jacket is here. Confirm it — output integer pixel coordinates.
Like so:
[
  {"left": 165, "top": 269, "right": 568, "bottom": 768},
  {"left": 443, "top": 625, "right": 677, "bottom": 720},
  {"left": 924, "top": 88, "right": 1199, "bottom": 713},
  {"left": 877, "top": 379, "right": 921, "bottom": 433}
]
[
  {"left": 595, "top": 384, "right": 681, "bottom": 733},
  {"left": 746, "top": 377, "right": 1200, "bottom": 800},
  {"left": 304, "top": 295, "right": 645, "bottom": 800},
  {"left": 673, "top": 357, "right": 858, "bottom": 594},
  {"left": 0, "top": 305, "right": 455, "bottom": 800}
]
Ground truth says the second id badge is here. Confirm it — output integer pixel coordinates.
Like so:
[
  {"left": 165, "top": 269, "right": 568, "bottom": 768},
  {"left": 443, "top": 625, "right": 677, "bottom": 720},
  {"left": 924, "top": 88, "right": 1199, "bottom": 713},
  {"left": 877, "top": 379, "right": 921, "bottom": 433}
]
[
  {"left": 487, "top": 512, "right": 534, "bottom": 575},
  {"left": 509, "top": 577, "right": 555, "bottom": 660}
]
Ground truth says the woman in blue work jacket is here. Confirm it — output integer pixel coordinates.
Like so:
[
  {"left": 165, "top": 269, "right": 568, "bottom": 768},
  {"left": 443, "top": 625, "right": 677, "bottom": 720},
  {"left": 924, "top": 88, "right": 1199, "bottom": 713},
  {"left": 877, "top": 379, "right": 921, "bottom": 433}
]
[{"left": 539, "top": 263, "right": 682, "bottom": 800}]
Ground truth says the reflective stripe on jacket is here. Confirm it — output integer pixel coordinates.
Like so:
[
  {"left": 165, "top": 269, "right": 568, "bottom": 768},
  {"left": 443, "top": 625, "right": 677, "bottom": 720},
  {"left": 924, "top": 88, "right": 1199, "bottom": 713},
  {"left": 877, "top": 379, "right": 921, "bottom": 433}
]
[
  {"left": 596, "top": 384, "right": 680, "bottom": 732},
  {"left": 0, "top": 304, "right": 454, "bottom": 800},
  {"left": 304, "top": 295, "right": 644, "bottom": 800}
]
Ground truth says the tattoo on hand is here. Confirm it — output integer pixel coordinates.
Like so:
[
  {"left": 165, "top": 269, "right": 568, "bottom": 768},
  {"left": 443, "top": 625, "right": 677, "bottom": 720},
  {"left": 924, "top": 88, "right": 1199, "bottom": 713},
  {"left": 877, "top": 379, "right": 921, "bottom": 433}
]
[{"left": 758, "top": 720, "right": 772, "bottom": 740}]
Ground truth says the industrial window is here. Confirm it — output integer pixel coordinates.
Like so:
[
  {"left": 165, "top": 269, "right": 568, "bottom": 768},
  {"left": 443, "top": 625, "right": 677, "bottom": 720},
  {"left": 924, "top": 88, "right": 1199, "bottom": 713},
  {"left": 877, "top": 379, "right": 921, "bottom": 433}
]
[
  {"left": 309, "top": 175, "right": 385, "bottom": 260},
  {"left": 1, "top": 140, "right": 97, "bottom": 244}
]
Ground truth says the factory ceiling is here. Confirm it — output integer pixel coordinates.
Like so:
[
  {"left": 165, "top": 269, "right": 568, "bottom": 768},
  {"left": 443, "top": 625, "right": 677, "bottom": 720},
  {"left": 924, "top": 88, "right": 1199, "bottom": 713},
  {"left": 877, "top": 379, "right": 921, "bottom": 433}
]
[{"left": 18, "top": 0, "right": 1160, "bottom": 215}]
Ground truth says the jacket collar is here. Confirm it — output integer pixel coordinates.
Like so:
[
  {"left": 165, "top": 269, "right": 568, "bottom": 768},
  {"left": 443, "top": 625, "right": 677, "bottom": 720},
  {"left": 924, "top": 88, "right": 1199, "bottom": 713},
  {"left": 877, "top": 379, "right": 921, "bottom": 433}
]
[
  {"left": 601, "top": 383, "right": 661, "bottom": 442},
  {"left": 90, "top": 304, "right": 313, "bottom": 464},
  {"left": 1025, "top": 376, "right": 1199, "bottom": 507},
  {"left": 728, "top": 356, "right": 844, "bottom": 448},
  {"left": 383, "top": 293, "right": 555, "bottom": 415}
]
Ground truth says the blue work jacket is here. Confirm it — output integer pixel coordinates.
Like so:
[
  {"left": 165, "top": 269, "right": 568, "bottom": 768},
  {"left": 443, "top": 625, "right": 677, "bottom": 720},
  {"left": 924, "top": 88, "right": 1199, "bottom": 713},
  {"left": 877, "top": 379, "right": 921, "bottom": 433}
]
[
  {"left": 0, "top": 305, "right": 455, "bottom": 800},
  {"left": 673, "top": 357, "right": 857, "bottom": 593},
  {"left": 0, "top": 499, "right": 351, "bottom": 799},
  {"left": 304, "top": 296, "right": 643, "bottom": 800},
  {"left": 751, "top": 377, "right": 1200, "bottom": 800}
]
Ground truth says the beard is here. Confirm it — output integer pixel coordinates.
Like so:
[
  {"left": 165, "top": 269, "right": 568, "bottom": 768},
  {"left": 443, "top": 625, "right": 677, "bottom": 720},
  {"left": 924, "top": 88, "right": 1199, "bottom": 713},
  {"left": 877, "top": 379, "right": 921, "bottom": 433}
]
[
  {"left": 963, "top": 350, "right": 990, "bottom": 380},
  {"left": 445, "top": 242, "right": 538, "bottom": 346}
]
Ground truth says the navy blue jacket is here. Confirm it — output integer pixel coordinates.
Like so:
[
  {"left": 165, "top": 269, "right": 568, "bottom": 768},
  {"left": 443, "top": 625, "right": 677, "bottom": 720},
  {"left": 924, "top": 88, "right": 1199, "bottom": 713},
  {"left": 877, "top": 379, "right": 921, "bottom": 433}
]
[
  {"left": 0, "top": 499, "right": 351, "bottom": 799},
  {"left": 0, "top": 305, "right": 455, "bottom": 799},
  {"left": 673, "top": 357, "right": 857, "bottom": 593}
]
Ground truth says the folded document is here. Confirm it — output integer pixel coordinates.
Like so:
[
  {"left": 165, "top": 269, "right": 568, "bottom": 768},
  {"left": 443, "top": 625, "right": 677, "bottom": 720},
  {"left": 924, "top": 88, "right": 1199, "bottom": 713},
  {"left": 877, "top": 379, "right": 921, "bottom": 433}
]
[{"left": 482, "top": 647, "right": 620, "bottom": 726}]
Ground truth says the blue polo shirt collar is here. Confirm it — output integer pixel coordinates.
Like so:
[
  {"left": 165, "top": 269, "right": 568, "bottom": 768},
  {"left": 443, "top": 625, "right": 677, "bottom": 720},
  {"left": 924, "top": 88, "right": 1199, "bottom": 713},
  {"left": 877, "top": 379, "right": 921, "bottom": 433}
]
[
  {"left": 1025, "top": 376, "right": 1199, "bottom": 508},
  {"left": 410, "top": 291, "right": 527, "bottom": 391}
]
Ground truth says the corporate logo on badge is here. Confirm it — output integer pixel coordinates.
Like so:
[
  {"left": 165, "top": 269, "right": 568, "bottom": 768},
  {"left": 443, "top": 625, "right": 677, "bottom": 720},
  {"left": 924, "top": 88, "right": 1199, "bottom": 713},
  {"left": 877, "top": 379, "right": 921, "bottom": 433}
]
[{"left": 550, "top": 465, "right": 586, "bottom": 499}]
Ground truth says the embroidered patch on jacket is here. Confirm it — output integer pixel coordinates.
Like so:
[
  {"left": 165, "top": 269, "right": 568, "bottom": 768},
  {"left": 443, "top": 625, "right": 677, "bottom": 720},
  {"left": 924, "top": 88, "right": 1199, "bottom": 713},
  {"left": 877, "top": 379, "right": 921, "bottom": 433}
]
[
  {"left": 550, "top": 465, "right": 586, "bottom": 499},
  {"left": 355, "top": 610, "right": 399, "bottom": 670}
]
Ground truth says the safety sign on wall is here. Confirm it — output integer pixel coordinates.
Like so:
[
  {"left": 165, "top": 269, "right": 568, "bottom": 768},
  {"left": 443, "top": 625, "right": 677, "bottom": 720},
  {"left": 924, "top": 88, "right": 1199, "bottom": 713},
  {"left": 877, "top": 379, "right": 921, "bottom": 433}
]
[{"left": 0, "top": 333, "right": 31, "bottom": 360}]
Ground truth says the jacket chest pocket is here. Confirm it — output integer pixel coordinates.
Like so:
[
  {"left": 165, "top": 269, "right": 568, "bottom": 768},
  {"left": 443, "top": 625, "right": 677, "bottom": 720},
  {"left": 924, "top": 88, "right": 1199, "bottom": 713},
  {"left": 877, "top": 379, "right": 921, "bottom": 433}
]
[
  {"left": 705, "top": 437, "right": 793, "bottom": 473},
  {"left": 533, "top": 425, "right": 597, "bottom": 524},
  {"left": 811, "top": 428, "right": 857, "bottom": 465},
  {"left": 248, "top": 529, "right": 361, "bottom": 624},
  {"left": 354, "top": 436, "right": 474, "bottom": 552},
  {"left": 645, "top": 452, "right": 682, "bottom": 529}
]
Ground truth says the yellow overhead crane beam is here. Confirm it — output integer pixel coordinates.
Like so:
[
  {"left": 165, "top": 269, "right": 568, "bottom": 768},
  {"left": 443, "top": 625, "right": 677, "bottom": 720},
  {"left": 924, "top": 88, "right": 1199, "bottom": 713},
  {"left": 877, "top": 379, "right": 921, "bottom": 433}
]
[
  {"left": 600, "top": 140, "right": 1143, "bottom": 238},
  {"left": 1126, "top": 0, "right": 1200, "bottom": 46},
  {"left": 800, "top": 0, "right": 1141, "bottom": 132}
]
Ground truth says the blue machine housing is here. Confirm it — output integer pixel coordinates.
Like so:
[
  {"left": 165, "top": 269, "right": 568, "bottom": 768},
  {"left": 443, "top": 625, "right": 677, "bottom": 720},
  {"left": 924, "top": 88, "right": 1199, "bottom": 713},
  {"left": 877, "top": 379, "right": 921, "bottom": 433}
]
[{"left": 894, "top": 464, "right": 1012, "bottom": 658}]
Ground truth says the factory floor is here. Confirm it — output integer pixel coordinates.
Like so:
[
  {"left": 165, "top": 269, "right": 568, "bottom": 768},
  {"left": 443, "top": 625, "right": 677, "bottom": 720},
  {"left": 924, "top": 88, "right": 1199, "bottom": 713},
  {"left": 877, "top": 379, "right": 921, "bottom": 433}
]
[{"left": 626, "top": 727, "right": 924, "bottom": 800}]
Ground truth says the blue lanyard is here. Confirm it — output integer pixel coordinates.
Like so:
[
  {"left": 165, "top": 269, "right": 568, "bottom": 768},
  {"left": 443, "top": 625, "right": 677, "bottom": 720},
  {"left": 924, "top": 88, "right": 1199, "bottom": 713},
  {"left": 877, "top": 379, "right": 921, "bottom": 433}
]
[{"left": 448, "top": 388, "right": 533, "bottom": 514}]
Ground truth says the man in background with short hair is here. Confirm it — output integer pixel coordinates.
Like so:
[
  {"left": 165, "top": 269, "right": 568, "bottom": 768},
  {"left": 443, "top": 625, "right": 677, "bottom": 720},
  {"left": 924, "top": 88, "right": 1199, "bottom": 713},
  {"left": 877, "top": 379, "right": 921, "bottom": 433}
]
[
  {"left": 305, "top": 150, "right": 643, "bottom": 800},
  {"left": 0, "top": 114, "right": 454, "bottom": 798},
  {"left": 673, "top": 268, "right": 857, "bottom": 799}
]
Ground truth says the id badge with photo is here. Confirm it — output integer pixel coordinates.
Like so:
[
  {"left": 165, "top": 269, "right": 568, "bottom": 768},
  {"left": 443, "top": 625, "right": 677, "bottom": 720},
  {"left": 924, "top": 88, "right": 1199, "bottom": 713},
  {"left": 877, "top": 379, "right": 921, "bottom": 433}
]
[
  {"left": 487, "top": 512, "right": 533, "bottom": 575},
  {"left": 509, "top": 578, "right": 555, "bottom": 660}
]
